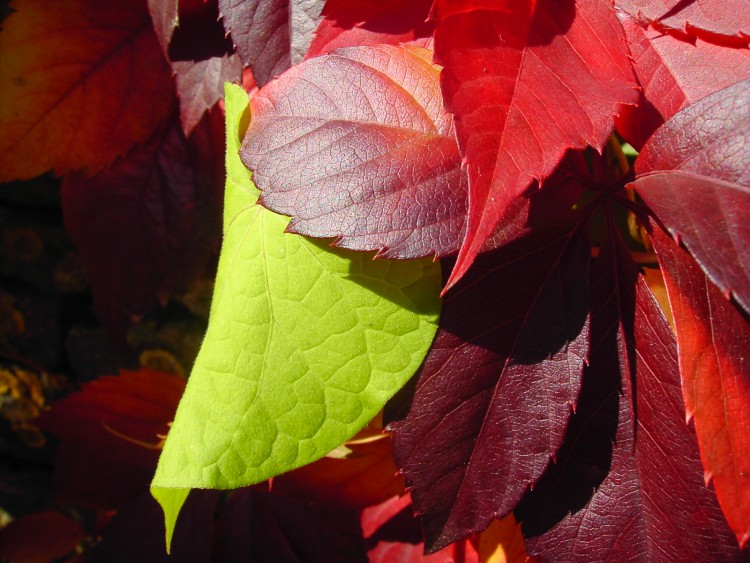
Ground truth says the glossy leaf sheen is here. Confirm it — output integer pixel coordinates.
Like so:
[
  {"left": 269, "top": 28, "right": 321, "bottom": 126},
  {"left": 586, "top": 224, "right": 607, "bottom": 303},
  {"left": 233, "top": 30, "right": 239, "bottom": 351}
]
[
  {"left": 432, "top": 0, "right": 638, "bottom": 289},
  {"left": 634, "top": 79, "right": 750, "bottom": 317},
  {"left": 152, "top": 84, "right": 441, "bottom": 495},
  {"left": 615, "top": 12, "right": 750, "bottom": 149},
  {"left": 517, "top": 227, "right": 741, "bottom": 561},
  {"left": 653, "top": 228, "right": 750, "bottom": 548},
  {"left": 615, "top": 0, "right": 750, "bottom": 43},
  {"left": 391, "top": 209, "right": 590, "bottom": 551},
  {"left": 0, "top": 0, "right": 174, "bottom": 181},
  {"left": 241, "top": 45, "right": 468, "bottom": 259}
]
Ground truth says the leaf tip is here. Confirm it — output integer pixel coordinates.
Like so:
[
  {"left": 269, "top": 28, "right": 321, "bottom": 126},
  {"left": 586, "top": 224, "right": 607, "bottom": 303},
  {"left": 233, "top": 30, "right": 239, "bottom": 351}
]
[{"left": 150, "top": 487, "right": 190, "bottom": 555}]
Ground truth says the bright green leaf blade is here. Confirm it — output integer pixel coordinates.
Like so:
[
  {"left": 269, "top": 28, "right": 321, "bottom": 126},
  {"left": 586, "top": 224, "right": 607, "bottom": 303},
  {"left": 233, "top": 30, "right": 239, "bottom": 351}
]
[
  {"left": 152, "top": 83, "right": 441, "bottom": 495},
  {"left": 150, "top": 487, "right": 189, "bottom": 554}
]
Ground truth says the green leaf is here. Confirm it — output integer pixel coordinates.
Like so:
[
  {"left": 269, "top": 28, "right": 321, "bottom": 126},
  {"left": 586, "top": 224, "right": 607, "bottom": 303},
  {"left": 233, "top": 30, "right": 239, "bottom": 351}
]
[
  {"left": 150, "top": 487, "right": 189, "bottom": 554},
  {"left": 151, "top": 83, "right": 441, "bottom": 536}
]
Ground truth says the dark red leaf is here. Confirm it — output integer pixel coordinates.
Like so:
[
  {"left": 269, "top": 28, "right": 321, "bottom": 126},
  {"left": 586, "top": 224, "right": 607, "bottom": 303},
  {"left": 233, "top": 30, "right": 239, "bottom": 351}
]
[
  {"left": 390, "top": 204, "right": 590, "bottom": 551},
  {"left": 147, "top": 0, "right": 241, "bottom": 135},
  {"left": 218, "top": 0, "right": 326, "bottom": 86},
  {"left": 241, "top": 44, "right": 468, "bottom": 259},
  {"left": 615, "top": 12, "right": 750, "bottom": 149},
  {"left": 431, "top": 0, "right": 638, "bottom": 290},
  {"left": 217, "top": 487, "right": 367, "bottom": 562},
  {"left": 633, "top": 78, "right": 750, "bottom": 317},
  {"left": 517, "top": 222, "right": 742, "bottom": 561},
  {"left": 306, "top": 0, "right": 434, "bottom": 58},
  {"left": 652, "top": 227, "right": 750, "bottom": 548},
  {"left": 61, "top": 111, "right": 223, "bottom": 339},
  {"left": 615, "top": 0, "right": 750, "bottom": 45},
  {"left": 37, "top": 368, "right": 184, "bottom": 509},
  {"left": 87, "top": 491, "right": 219, "bottom": 563},
  {"left": 0, "top": 511, "right": 84, "bottom": 563},
  {"left": 0, "top": 0, "right": 174, "bottom": 181}
]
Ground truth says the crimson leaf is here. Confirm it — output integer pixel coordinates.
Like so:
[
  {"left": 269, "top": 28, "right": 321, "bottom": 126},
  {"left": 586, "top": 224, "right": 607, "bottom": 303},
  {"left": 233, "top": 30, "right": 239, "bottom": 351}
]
[
  {"left": 615, "top": 11, "right": 750, "bottom": 149},
  {"left": 516, "top": 222, "right": 741, "bottom": 561},
  {"left": 652, "top": 227, "right": 750, "bottom": 548},
  {"left": 240, "top": 44, "right": 467, "bottom": 259},
  {"left": 633, "top": 78, "right": 750, "bottom": 318},
  {"left": 390, "top": 196, "right": 590, "bottom": 552},
  {"left": 430, "top": 0, "right": 638, "bottom": 290}
]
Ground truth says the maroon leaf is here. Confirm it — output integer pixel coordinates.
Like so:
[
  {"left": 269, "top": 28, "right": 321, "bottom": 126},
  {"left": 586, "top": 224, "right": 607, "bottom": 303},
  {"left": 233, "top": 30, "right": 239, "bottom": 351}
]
[
  {"left": 61, "top": 111, "right": 222, "bottom": 339},
  {"left": 430, "top": 0, "right": 638, "bottom": 290},
  {"left": 217, "top": 487, "right": 367, "bottom": 562},
  {"left": 218, "top": 0, "right": 326, "bottom": 86},
  {"left": 37, "top": 368, "right": 184, "bottom": 509},
  {"left": 306, "top": 0, "right": 434, "bottom": 58},
  {"left": 633, "top": 78, "right": 750, "bottom": 317},
  {"left": 615, "top": 12, "right": 750, "bottom": 149},
  {"left": 87, "top": 491, "right": 219, "bottom": 563},
  {"left": 390, "top": 202, "right": 590, "bottom": 551},
  {"left": 652, "top": 227, "right": 750, "bottom": 548},
  {"left": 615, "top": 0, "right": 750, "bottom": 44},
  {"left": 517, "top": 222, "right": 742, "bottom": 561},
  {"left": 241, "top": 44, "right": 468, "bottom": 259}
]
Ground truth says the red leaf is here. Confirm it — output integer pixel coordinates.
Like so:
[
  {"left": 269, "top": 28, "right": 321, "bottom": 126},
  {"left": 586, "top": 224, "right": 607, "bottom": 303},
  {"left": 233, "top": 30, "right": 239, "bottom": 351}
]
[
  {"left": 218, "top": 0, "right": 326, "bottom": 86},
  {"left": 390, "top": 202, "right": 590, "bottom": 551},
  {"left": 615, "top": 12, "right": 750, "bottom": 149},
  {"left": 306, "top": 0, "right": 434, "bottom": 58},
  {"left": 37, "top": 368, "right": 184, "bottom": 509},
  {"left": 652, "top": 228, "right": 750, "bottom": 548},
  {"left": 615, "top": 0, "right": 750, "bottom": 45},
  {"left": 517, "top": 224, "right": 741, "bottom": 560},
  {"left": 0, "top": 0, "right": 174, "bottom": 181},
  {"left": 217, "top": 487, "right": 367, "bottom": 562},
  {"left": 0, "top": 511, "right": 84, "bottom": 563},
  {"left": 241, "top": 44, "right": 468, "bottom": 259},
  {"left": 633, "top": 79, "right": 750, "bottom": 317},
  {"left": 431, "top": 0, "right": 638, "bottom": 290},
  {"left": 61, "top": 112, "right": 223, "bottom": 339}
]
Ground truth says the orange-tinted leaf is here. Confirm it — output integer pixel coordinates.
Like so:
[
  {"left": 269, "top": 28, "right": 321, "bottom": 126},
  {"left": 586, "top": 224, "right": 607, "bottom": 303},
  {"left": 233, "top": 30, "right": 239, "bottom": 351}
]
[
  {"left": 273, "top": 434, "right": 403, "bottom": 510},
  {"left": 0, "top": 511, "right": 84, "bottom": 563},
  {"left": 652, "top": 228, "right": 750, "bottom": 548},
  {"left": 0, "top": 0, "right": 174, "bottom": 181},
  {"left": 431, "top": 0, "right": 638, "bottom": 290},
  {"left": 38, "top": 368, "right": 184, "bottom": 509}
]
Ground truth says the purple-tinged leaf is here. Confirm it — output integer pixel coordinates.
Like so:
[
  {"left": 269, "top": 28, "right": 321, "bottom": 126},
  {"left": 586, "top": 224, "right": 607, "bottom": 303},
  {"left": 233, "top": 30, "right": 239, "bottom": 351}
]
[
  {"left": 615, "top": 12, "right": 750, "bottom": 149},
  {"left": 217, "top": 487, "right": 367, "bottom": 562},
  {"left": 652, "top": 227, "right": 750, "bottom": 548},
  {"left": 61, "top": 112, "right": 222, "bottom": 339},
  {"left": 241, "top": 44, "right": 468, "bottom": 259},
  {"left": 516, "top": 223, "right": 742, "bottom": 561},
  {"left": 633, "top": 78, "right": 750, "bottom": 317},
  {"left": 306, "top": 0, "right": 434, "bottom": 59},
  {"left": 390, "top": 202, "right": 590, "bottom": 552},
  {"left": 218, "top": 0, "right": 325, "bottom": 86}
]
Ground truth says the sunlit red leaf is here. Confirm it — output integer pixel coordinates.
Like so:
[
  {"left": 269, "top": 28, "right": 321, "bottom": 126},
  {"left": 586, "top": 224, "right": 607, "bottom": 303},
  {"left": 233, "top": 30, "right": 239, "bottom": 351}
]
[
  {"left": 516, "top": 224, "right": 741, "bottom": 560},
  {"left": 431, "top": 0, "right": 638, "bottom": 290},
  {"left": 218, "top": 0, "right": 325, "bottom": 86},
  {"left": 37, "top": 368, "right": 184, "bottom": 509},
  {"left": 61, "top": 111, "right": 223, "bottom": 339},
  {"left": 615, "top": 12, "right": 750, "bottom": 149},
  {"left": 361, "top": 494, "right": 480, "bottom": 563},
  {"left": 217, "top": 487, "right": 367, "bottom": 562},
  {"left": 0, "top": 511, "right": 84, "bottom": 563},
  {"left": 306, "top": 0, "right": 434, "bottom": 58},
  {"left": 652, "top": 228, "right": 750, "bottom": 548},
  {"left": 0, "top": 0, "right": 174, "bottom": 181},
  {"left": 391, "top": 203, "right": 590, "bottom": 551},
  {"left": 241, "top": 44, "right": 468, "bottom": 259},
  {"left": 615, "top": 0, "right": 750, "bottom": 44},
  {"left": 272, "top": 435, "right": 404, "bottom": 510},
  {"left": 633, "top": 78, "right": 750, "bottom": 317}
]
